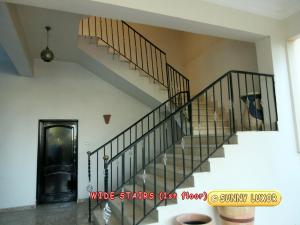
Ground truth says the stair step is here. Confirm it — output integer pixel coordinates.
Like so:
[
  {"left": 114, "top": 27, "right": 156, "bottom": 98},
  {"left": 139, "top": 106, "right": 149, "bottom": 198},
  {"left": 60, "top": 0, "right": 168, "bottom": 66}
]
[
  {"left": 182, "top": 134, "right": 236, "bottom": 144},
  {"left": 193, "top": 127, "right": 231, "bottom": 135},
  {"left": 192, "top": 120, "right": 230, "bottom": 129},
  {"left": 171, "top": 146, "right": 225, "bottom": 159},
  {"left": 135, "top": 173, "right": 194, "bottom": 194},
  {"left": 147, "top": 161, "right": 210, "bottom": 181},
  {"left": 110, "top": 196, "right": 158, "bottom": 225}
]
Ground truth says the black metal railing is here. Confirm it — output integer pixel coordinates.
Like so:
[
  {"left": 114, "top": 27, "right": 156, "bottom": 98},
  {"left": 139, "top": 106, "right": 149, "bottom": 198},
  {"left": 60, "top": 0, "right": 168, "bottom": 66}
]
[
  {"left": 79, "top": 16, "right": 189, "bottom": 98},
  {"left": 86, "top": 91, "right": 189, "bottom": 221},
  {"left": 87, "top": 70, "right": 278, "bottom": 224},
  {"left": 166, "top": 63, "right": 190, "bottom": 102}
]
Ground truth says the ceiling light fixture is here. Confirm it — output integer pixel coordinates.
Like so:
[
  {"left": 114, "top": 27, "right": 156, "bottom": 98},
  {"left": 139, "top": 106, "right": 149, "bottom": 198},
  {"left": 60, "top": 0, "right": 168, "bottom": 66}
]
[{"left": 40, "top": 26, "right": 54, "bottom": 62}]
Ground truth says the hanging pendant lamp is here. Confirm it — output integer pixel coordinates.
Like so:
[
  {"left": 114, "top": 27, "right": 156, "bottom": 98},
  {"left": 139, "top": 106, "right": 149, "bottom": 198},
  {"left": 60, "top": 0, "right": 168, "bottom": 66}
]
[{"left": 40, "top": 26, "right": 54, "bottom": 62}]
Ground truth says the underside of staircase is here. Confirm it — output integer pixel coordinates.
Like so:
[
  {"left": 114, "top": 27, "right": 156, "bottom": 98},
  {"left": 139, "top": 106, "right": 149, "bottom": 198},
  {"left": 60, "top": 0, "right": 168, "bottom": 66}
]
[{"left": 79, "top": 16, "right": 278, "bottom": 225}]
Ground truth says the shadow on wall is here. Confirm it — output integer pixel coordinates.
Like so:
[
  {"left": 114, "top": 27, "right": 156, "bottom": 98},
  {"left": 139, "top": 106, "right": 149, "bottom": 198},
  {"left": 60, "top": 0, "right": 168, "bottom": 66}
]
[{"left": 0, "top": 44, "right": 18, "bottom": 75}]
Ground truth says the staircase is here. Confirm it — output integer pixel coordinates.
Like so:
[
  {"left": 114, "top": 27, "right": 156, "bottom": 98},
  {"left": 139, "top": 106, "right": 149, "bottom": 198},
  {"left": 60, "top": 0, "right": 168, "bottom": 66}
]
[{"left": 79, "top": 16, "right": 278, "bottom": 225}]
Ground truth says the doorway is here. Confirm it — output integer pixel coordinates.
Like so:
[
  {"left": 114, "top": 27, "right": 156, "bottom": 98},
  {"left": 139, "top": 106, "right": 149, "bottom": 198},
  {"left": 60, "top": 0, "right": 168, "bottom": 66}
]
[{"left": 37, "top": 120, "right": 78, "bottom": 204}]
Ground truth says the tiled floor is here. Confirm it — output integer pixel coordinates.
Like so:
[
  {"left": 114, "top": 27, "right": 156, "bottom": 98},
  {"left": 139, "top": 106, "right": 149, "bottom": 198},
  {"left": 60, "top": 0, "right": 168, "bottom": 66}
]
[{"left": 0, "top": 201, "right": 91, "bottom": 225}]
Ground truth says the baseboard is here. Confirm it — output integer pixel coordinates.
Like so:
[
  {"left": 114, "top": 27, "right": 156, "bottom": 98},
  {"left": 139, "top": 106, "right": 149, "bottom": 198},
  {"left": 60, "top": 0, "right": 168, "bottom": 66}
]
[{"left": 0, "top": 204, "right": 36, "bottom": 213}]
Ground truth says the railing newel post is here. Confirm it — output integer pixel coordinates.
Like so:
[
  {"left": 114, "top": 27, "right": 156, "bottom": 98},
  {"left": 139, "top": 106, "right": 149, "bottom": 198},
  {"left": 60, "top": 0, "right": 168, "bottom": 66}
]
[
  {"left": 103, "top": 155, "right": 110, "bottom": 225},
  {"left": 87, "top": 151, "right": 91, "bottom": 223}
]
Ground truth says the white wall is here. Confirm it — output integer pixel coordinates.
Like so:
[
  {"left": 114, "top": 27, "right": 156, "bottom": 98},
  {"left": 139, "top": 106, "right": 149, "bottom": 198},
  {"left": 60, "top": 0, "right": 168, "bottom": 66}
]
[
  {"left": 287, "top": 39, "right": 300, "bottom": 152},
  {"left": 129, "top": 22, "right": 186, "bottom": 72},
  {"left": 157, "top": 132, "right": 300, "bottom": 225},
  {"left": 0, "top": 59, "right": 150, "bottom": 209},
  {"left": 183, "top": 37, "right": 258, "bottom": 95},
  {"left": 130, "top": 23, "right": 258, "bottom": 95}
]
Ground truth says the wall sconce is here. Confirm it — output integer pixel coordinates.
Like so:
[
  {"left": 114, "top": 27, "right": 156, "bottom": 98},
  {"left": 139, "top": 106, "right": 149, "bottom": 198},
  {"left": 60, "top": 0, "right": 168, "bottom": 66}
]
[{"left": 103, "top": 114, "right": 111, "bottom": 124}]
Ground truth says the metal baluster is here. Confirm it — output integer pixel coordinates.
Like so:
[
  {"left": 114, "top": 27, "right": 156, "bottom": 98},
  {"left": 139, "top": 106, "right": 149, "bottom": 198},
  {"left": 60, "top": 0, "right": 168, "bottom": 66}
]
[
  {"left": 142, "top": 139, "right": 146, "bottom": 216},
  {"left": 133, "top": 145, "right": 137, "bottom": 225},
  {"left": 258, "top": 75, "right": 264, "bottom": 130},
  {"left": 96, "top": 151, "right": 99, "bottom": 205},
  {"left": 148, "top": 116, "right": 150, "bottom": 163},
  {"left": 171, "top": 114, "right": 176, "bottom": 189},
  {"left": 117, "top": 138, "right": 119, "bottom": 188},
  {"left": 245, "top": 73, "right": 251, "bottom": 130},
  {"left": 160, "top": 53, "right": 165, "bottom": 86},
  {"left": 154, "top": 48, "right": 159, "bottom": 83},
  {"left": 213, "top": 85, "right": 217, "bottom": 148},
  {"left": 190, "top": 103, "right": 194, "bottom": 171},
  {"left": 81, "top": 19, "right": 83, "bottom": 36},
  {"left": 197, "top": 97, "right": 203, "bottom": 162},
  {"left": 121, "top": 154, "right": 125, "bottom": 225},
  {"left": 87, "top": 151, "right": 91, "bottom": 222},
  {"left": 272, "top": 76, "right": 278, "bottom": 130},
  {"left": 121, "top": 22, "right": 126, "bottom": 57},
  {"left": 88, "top": 17, "right": 91, "bottom": 37},
  {"left": 130, "top": 127, "right": 132, "bottom": 144},
  {"left": 140, "top": 36, "right": 144, "bottom": 70},
  {"left": 220, "top": 80, "right": 225, "bottom": 140},
  {"left": 110, "top": 19, "right": 115, "bottom": 50},
  {"left": 153, "top": 130, "right": 157, "bottom": 207},
  {"left": 104, "top": 18, "right": 108, "bottom": 44},
  {"left": 229, "top": 72, "right": 235, "bottom": 132},
  {"left": 159, "top": 107, "right": 162, "bottom": 154},
  {"left": 116, "top": 20, "right": 120, "bottom": 52},
  {"left": 128, "top": 25, "right": 132, "bottom": 60},
  {"left": 145, "top": 40, "right": 149, "bottom": 75},
  {"left": 180, "top": 110, "right": 186, "bottom": 178},
  {"left": 99, "top": 17, "right": 103, "bottom": 39},
  {"left": 163, "top": 121, "right": 167, "bottom": 206},
  {"left": 133, "top": 30, "right": 138, "bottom": 67},
  {"left": 227, "top": 74, "right": 233, "bottom": 134},
  {"left": 94, "top": 16, "right": 97, "bottom": 37},
  {"left": 150, "top": 44, "right": 154, "bottom": 79},
  {"left": 205, "top": 91, "right": 209, "bottom": 159},
  {"left": 265, "top": 77, "right": 272, "bottom": 130},
  {"left": 251, "top": 73, "right": 258, "bottom": 130},
  {"left": 237, "top": 73, "right": 243, "bottom": 130},
  {"left": 166, "top": 64, "right": 171, "bottom": 99},
  {"left": 110, "top": 142, "right": 112, "bottom": 191},
  {"left": 103, "top": 155, "right": 110, "bottom": 225}
]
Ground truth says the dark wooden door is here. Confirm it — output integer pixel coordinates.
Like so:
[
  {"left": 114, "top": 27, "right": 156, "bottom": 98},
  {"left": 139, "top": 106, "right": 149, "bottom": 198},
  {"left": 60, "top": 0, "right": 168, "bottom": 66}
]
[{"left": 37, "top": 120, "right": 78, "bottom": 204}]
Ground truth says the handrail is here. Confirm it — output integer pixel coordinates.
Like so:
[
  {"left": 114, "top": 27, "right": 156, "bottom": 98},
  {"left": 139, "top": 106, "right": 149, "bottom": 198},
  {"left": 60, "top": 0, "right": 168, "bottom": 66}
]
[
  {"left": 89, "top": 91, "right": 188, "bottom": 156},
  {"left": 121, "top": 20, "right": 166, "bottom": 55}
]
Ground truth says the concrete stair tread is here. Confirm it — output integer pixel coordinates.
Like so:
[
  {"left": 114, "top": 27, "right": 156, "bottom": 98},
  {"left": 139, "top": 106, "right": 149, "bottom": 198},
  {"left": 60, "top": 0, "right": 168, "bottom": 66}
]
[
  {"left": 136, "top": 172, "right": 194, "bottom": 192},
  {"left": 168, "top": 147, "right": 224, "bottom": 159},
  {"left": 148, "top": 161, "right": 210, "bottom": 174}
]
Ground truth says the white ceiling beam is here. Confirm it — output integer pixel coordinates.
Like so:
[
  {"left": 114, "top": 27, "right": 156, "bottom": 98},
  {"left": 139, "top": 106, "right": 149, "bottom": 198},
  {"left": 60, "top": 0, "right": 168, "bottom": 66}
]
[{"left": 0, "top": 3, "right": 33, "bottom": 76}]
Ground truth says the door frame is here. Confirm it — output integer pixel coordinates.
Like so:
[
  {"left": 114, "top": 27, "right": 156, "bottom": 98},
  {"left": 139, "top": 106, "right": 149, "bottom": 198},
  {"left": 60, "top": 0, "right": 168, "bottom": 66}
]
[{"left": 36, "top": 119, "right": 78, "bottom": 204}]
